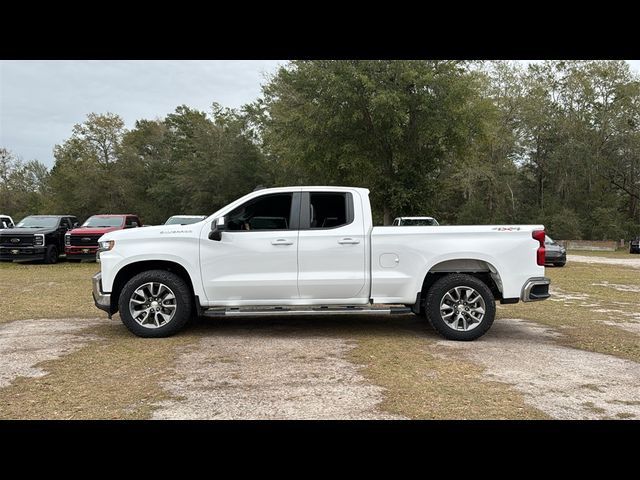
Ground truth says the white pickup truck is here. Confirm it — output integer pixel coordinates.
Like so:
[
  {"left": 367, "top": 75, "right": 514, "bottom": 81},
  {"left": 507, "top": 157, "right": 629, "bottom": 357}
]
[{"left": 93, "top": 186, "right": 550, "bottom": 340}]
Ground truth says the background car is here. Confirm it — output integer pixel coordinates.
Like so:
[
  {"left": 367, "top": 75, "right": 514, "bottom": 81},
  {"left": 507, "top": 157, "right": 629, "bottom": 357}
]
[
  {"left": 65, "top": 214, "right": 141, "bottom": 261},
  {"left": 0, "top": 215, "right": 77, "bottom": 263},
  {"left": 164, "top": 215, "right": 207, "bottom": 225},
  {"left": 630, "top": 236, "right": 640, "bottom": 254},
  {"left": 545, "top": 235, "right": 566, "bottom": 267},
  {"left": 392, "top": 216, "right": 439, "bottom": 226},
  {"left": 0, "top": 215, "right": 14, "bottom": 229}
]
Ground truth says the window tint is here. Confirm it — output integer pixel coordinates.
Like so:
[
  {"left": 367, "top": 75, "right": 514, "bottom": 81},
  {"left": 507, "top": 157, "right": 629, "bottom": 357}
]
[
  {"left": 60, "top": 218, "right": 72, "bottom": 229},
  {"left": 309, "top": 193, "right": 348, "bottom": 229},
  {"left": 227, "top": 193, "right": 293, "bottom": 231},
  {"left": 125, "top": 216, "right": 139, "bottom": 227}
]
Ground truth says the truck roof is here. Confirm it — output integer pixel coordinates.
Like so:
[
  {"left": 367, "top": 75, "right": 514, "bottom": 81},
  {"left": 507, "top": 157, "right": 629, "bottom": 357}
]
[
  {"left": 396, "top": 216, "right": 436, "bottom": 220},
  {"left": 249, "top": 186, "right": 370, "bottom": 195},
  {"left": 25, "top": 214, "right": 76, "bottom": 218}
]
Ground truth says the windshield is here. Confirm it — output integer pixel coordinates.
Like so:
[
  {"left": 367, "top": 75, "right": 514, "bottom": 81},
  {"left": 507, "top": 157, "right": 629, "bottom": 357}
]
[
  {"left": 16, "top": 216, "right": 59, "bottom": 228},
  {"left": 165, "top": 216, "right": 205, "bottom": 225},
  {"left": 400, "top": 218, "right": 439, "bottom": 226},
  {"left": 82, "top": 216, "right": 124, "bottom": 228}
]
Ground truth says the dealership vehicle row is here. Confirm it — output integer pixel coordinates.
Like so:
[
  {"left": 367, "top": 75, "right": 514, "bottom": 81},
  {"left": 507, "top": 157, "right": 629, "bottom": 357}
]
[{"left": 0, "top": 213, "right": 205, "bottom": 263}]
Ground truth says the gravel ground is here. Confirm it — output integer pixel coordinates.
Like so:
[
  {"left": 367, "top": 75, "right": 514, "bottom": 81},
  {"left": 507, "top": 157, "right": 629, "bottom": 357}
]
[
  {"left": 1, "top": 315, "right": 638, "bottom": 419},
  {"left": 437, "top": 319, "right": 640, "bottom": 419},
  {"left": 0, "top": 318, "right": 101, "bottom": 389},
  {"left": 569, "top": 254, "right": 640, "bottom": 268},
  {"left": 153, "top": 324, "right": 403, "bottom": 419}
]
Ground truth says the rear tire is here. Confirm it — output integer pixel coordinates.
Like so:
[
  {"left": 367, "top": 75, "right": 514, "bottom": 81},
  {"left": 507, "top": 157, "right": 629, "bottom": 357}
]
[
  {"left": 554, "top": 262, "right": 566, "bottom": 267},
  {"left": 118, "top": 269, "right": 192, "bottom": 338},
  {"left": 44, "top": 245, "right": 58, "bottom": 264},
  {"left": 425, "top": 273, "right": 496, "bottom": 341}
]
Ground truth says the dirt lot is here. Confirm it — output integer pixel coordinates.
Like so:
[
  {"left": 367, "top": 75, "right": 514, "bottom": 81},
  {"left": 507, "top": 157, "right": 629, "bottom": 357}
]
[{"left": 0, "top": 256, "right": 639, "bottom": 419}]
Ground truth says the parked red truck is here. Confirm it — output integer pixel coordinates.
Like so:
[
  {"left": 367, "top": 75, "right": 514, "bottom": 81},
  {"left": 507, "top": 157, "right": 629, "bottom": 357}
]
[{"left": 65, "top": 214, "right": 142, "bottom": 261}]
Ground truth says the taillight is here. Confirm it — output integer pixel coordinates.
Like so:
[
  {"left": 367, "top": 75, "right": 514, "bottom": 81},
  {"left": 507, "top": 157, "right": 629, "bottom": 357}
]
[{"left": 532, "top": 230, "right": 545, "bottom": 266}]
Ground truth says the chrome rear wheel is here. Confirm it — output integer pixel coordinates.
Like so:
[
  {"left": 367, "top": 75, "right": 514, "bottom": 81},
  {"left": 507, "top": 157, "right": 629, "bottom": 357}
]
[{"left": 439, "top": 286, "right": 486, "bottom": 332}]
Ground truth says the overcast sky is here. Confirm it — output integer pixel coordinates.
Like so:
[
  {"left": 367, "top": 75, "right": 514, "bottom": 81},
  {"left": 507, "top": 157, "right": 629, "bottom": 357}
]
[{"left": 1, "top": 60, "right": 639, "bottom": 168}]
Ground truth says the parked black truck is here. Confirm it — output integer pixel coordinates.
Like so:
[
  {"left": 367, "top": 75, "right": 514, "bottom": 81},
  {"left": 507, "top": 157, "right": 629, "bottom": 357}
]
[{"left": 0, "top": 215, "right": 78, "bottom": 263}]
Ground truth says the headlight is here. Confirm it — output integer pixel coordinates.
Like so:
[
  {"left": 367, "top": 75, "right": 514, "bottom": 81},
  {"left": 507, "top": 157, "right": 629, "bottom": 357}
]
[
  {"left": 98, "top": 240, "right": 115, "bottom": 252},
  {"left": 34, "top": 234, "right": 44, "bottom": 246},
  {"left": 65, "top": 233, "right": 70, "bottom": 246}
]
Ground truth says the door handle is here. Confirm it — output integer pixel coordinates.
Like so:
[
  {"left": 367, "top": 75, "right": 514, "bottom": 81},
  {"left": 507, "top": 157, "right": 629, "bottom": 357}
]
[
  {"left": 338, "top": 237, "right": 360, "bottom": 245},
  {"left": 271, "top": 239, "right": 294, "bottom": 246}
]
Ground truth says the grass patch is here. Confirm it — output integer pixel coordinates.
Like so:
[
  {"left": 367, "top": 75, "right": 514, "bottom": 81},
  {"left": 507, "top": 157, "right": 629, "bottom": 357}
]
[
  {"left": 345, "top": 320, "right": 548, "bottom": 419},
  {"left": 0, "top": 262, "right": 98, "bottom": 323},
  {"left": 500, "top": 262, "right": 640, "bottom": 363},
  {"left": 567, "top": 249, "right": 635, "bottom": 259},
  {"left": 0, "top": 322, "right": 197, "bottom": 419}
]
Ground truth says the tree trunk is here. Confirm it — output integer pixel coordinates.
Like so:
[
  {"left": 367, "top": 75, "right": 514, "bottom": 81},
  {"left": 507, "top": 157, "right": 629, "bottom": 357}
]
[{"left": 383, "top": 206, "right": 392, "bottom": 226}]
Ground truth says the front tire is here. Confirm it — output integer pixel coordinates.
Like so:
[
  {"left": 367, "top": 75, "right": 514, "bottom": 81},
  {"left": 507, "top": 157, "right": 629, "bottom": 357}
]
[
  {"left": 118, "top": 270, "right": 193, "bottom": 338},
  {"left": 44, "top": 245, "right": 58, "bottom": 264},
  {"left": 425, "top": 274, "right": 496, "bottom": 341}
]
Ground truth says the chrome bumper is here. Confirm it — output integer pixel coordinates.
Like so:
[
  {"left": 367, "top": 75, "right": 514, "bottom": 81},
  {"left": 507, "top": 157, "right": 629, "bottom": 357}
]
[
  {"left": 521, "top": 277, "right": 551, "bottom": 302},
  {"left": 92, "top": 272, "right": 111, "bottom": 314}
]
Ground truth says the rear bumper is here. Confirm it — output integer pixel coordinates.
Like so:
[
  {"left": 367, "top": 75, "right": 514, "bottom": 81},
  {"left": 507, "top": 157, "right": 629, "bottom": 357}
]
[
  {"left": 521, "top": 277, "right": 551, "bottom": 302},
  {"left": 92, "top": 272, "right": 112, "bottom": 315},
  {"left": 0, "top": 246, "right": 46, "bottom": 261}
]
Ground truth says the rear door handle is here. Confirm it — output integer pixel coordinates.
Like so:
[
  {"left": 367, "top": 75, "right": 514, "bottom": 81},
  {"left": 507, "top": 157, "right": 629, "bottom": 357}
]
[
  {"left": 271, "top": 239, "right": 294, "bottom": 246},
  {"left": 338, "top": 237, "right": 360, "bottom": 245}
]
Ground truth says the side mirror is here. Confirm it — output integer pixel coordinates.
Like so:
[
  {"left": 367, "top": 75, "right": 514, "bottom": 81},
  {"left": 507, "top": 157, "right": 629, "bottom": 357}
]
[
  {"left": 209, "top": 216, "right": 226, "bottom": 241},
  {"left": 131, "top": 221, "right": 139, "bottom": 228},
  {"left": 73, "top": 222, "right": 79, "bottom": 228}
]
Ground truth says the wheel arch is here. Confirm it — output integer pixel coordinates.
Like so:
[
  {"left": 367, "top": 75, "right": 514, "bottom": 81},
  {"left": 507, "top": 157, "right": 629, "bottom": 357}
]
[
  {"left": 418, "top": 258, "right": 504, "bottom": 313},
  {"left": 110, "top": 260, "right": 197, "bottom": 314}
]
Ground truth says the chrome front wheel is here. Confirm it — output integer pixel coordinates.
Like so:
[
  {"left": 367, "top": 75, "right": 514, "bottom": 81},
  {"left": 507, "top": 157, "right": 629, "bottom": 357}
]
[{"left": 129, "top": 281, "right": 177, "bottom": 329}]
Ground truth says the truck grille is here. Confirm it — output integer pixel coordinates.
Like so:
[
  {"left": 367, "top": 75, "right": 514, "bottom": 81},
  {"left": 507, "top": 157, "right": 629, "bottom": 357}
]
[
  {"left": 0, "top": 234, "right": 34, "bottom": 247},
  {"left": 70, "top": 234, "right": 101, "bottom": 247}
]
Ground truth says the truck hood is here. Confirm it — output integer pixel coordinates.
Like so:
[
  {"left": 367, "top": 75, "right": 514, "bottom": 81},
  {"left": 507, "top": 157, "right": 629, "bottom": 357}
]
[
  {"left": 100, "top": 222, "right": 206, "bottom": 242},
  {"left": 68, "top": 226, "right": 122, "bottom": 236},
  {"left": 0, "top": 227, "right": 53, "bottom": 235}
]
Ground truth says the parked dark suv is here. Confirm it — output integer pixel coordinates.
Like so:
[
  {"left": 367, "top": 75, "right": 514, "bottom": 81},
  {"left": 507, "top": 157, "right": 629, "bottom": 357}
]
[
  {"left": 544, "top": 235, "right": 566, "bottom": 267},
  {"left": 631, "top": 236, "right": 640, "bottom": 254},
  {"left": 0, "top": 215, "right": 78, "bottom": 263}
]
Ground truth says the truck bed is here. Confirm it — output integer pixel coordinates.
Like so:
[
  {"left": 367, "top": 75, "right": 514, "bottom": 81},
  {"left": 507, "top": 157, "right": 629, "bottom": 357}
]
[{"left": 370, "top": 225, "right": 545, "bottom": 303}]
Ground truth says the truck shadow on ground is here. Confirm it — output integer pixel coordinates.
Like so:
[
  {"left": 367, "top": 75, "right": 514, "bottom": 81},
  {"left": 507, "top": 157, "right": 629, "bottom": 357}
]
[{"left": 188, "top": 314, "right": 442, "bottom": 340}]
